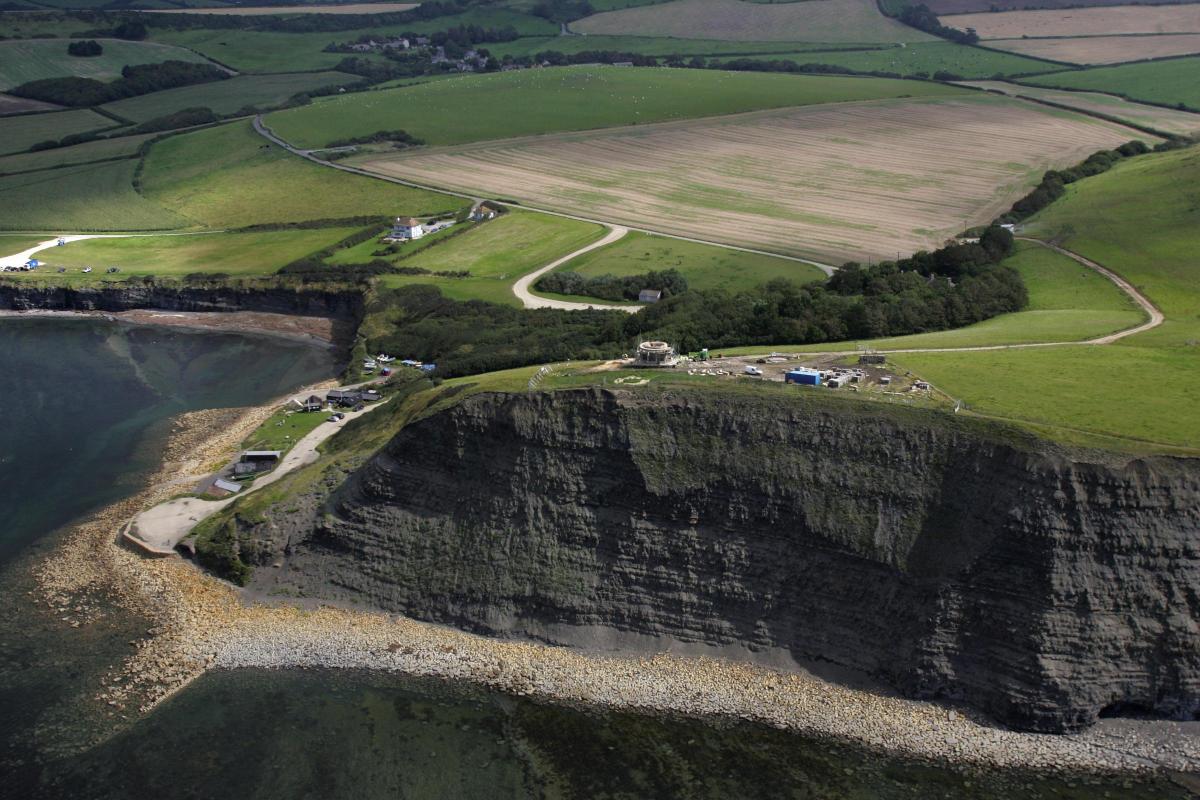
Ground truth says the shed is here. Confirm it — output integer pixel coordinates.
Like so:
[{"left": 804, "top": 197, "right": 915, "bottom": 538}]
[
  {"left": 241, "top": 450, "right": 282, "bottom": 463},
  {"left": 638, "top": 289, "right": 662, "bottom": 303},
  {"left": 785, "top": 368, "right": 821, "bottom": 386},
  {"left": 302, "top": 394, "right": 324, "bottom": 412},
  {"left": 327, "top": 389, "right": 362, "bottom": 407},
  {"left": 212, "top": 478, "right": 243, "bottom": 494},
  {"left": 233, "top": 462, "right": 264, "bottom": 477}
]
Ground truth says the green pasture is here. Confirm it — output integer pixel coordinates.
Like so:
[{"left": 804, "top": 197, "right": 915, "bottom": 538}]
[
  {"left": 0, "top": 108, "right": 115, "bottom": 156},
  {"left": 485, "top": 37, "right": 884, "bottom": 58},
  {"left": 375, "top": 212, "right": 605, "bottom": 305},
  {"left": 0, "top": 13, "right": 96, "bottom": 39},
  {"left": 101, "top": 71, "right": 356, "bottom": 123},
  {"left": 1021, "top": 57, "right": 1200, "bottom": 112},
  {"left": 139, "top": 120, "right": 463, "bottom": 228},
  {"left": 0, "top": 233, "right": 55, "bottom": 253},
  {"left": 723, "top": 41, "right": 1065, "bottom": 79},
  {"left": 241, "top": 406, "right": 330, "bottom": 454},
  {"left": 269, "top": 65, "right": 967, "bottom": 148},
  {"left": 0, "top": 159, "right": 188, "bottom": 231},
  {"left": 0, "top": 132, "right": 156, "bottom": 175},
  {"left": 541, "top": 231, "right": 827, "bottom": 296},
  {"left": 150, "top": 28, "right": 386, "bottom": 73},
  {"left": 0, "top": 228, "right": 358, "bottom": 282},
  {"left": 0, "top": 38, "right": 213, "bottom": 91}
]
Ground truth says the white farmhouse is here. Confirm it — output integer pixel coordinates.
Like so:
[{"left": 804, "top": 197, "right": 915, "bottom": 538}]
[{"left": 391, "top": 217, "right": 425, "bottom": 240}]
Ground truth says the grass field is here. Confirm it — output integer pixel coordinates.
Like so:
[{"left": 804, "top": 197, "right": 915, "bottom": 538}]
[
  {"left": 0, "top": 159, "right": 189, "bottom": 231},
  {"left": 361, "top": 94, "right": 1151, "bottom": 263},
  {"left": 240, "top": 407, "right": 328, "bottom": 457},
  {"left": 369, "top": 212, "right": 606, "bottom": 305},
  {"left": 0, "top": 132, "right": 157, "bottom": 175},
  {"left": 926, "top": 0, "right": 1150, "bottom": 12},
  {"left": 724, "top": 40, "right": 1064, "bottom": 78},
  {"left": 890, "top": 145, "right": 1200, "bottom": 450},
  {"left": 960, "top": 81, "right": 1200, "bottom": 137},
  {"left": 101, "top": 71, "right": 356, "bottom": 122},
  {"left": 573, "top": 0, "right": 936, "bottom": 42},
  {"left": 268, "top": 65, "right": 968, "bottom": 148},
  {"left": 984, "top": 34, "right": 1200, "bottom": 66},
  {"left": 0, "top": 38, "right": 214, "bottom": 91},
  {"left": 484, "top": 37, "right": 885, "bottom": 58},
  {"left": 139, "top": 120, "right": 463, "bottom": 228},
  {"left": 943, "top": 5, "right": 1200, "bottom": 38},
  {"left": 542, "top": 231, "right": 827, "bottom": 295},
  {"left": 1020, "top": 57, "right": 1200, "bottom": 111},
  {"left": 150, "top": 28, "right": 387, "bottom": 73},
  {"left": 0, "top": 108, "right": 115, "bottom": 156},
  {"left": 0, "top": 228, "right": 358, "bottom": 282}
]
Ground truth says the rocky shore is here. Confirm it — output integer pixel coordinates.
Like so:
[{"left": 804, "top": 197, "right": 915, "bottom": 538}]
[{"left": 32, "top": 395, "right": 1200, "bottom": 779}]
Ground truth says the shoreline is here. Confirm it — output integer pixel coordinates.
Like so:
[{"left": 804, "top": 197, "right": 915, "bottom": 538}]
[{"left": 32, "top": 387, "right": 1200, "bottom": 779}]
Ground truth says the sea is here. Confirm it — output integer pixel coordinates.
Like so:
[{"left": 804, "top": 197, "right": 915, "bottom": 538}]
[{"left": 0, "top": 316, "right": 1185, "bottom": 799}]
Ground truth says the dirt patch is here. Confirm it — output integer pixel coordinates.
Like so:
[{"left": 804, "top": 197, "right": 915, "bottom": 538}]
[
  {"left": 945, "top": 5, "right": 1200, "bottom": 38},
  {"left": 361, "top": 96, "right": 1150, "bottom": 264},
  {"left": 986, "top": 33, "right": 1200, "bottom": 64}
]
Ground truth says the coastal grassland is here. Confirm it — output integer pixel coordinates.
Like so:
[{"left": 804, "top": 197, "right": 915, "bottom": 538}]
[
  {"left": 959, "top": 82, "right": 1200, "bottom": 138},
  {"left": 0, "top": 132, "right": 157, "bottom": 175},
  {"left": 100, "top": 71, "right": 357, "bottom": 123},
  {"left": 267, "top": 65, "right": 968, "bottom": 149},
  {"left": 0, "top": 160, "right": 189, "bottom": 230},
  {"left": 984, "top": 34, "right": 1200, "bottom": 66},
  {"left": 1020, "top": 57, "right": 1200, "bottom": 111},
  {"left": 892, "top": 145, "right": 1200, "bottom": 450},
  {"left": 542, "top": 231, "right": 827, "bottom": 295},
  {"left": 149, "top": 28, "right": 388, "bottom": 73},
  {"left": 718, "top": 240, "right": 1143, "bottom": 353},
  {"left": 719, "top": 41, "right": 1066, "bottom": 78},
  {"left": 0, "top": 233, "right": 55, "bottom": 253},
  {"left": 360, "top": 95, "right": 1150, "bottom": 263},
  {"left": 371, "top": 212, "right": 606, "bottom": 305},
  {"left": 139, "top": 120, "right": 463, "bottom": 228},
  {"left": 572, "top": 0, "right": 936, "bottom": 42},
  {"left": 942, "top": 5, "right": 1200, "bottom": 39},
  {"left": 0, "top": 228, "right": 359, "bottom": 281},
  {"left": 0, "top": 108, "right": 115, "bottom": 156},
  {"left": 240, "top": 407, "right": 329, "bottom": 455},
  {"left": 0, "top": 38, "right": 213, "bottom": 91}
]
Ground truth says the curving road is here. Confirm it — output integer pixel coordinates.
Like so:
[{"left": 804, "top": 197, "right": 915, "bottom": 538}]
[{"left": 512, "top": 224, "right": 636, "bottom": 312}]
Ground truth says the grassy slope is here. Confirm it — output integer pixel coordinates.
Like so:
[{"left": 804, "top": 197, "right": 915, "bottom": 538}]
[
  {"left": 373, "top": 212, "right": 606, "bottom": 305},
  {"left": 269, "top": 65, "right": 967, "bottom": 148},
  {"left": 101, "top": 71, "right": 356, "bottom": 122},
  {"left": 727, "top": 41, "right": 1065, "bottom": 79},
  {"left": 0, "top": 132, "right": 156, "bottom": 175},
  {"left": 1021, "top": 57, "right": 1200, "bottom": 112},
  {"left": 0, "top": 109, "right": 115, "bottom": 156},
  {"left": 0, "top": 228, "right": 357, "bottom": 282},
  {"left": 139, "top": 120, "right": 463, "bottom": 228},
  {"left": 0, "top": 159, "right": 190, "bottom": 231},
  {"left": 150, "top": 29, "right": 384, "bottom": 73},
  {"left": 486, "top": 37, "right": 887, "bottom": 58},
  {"left": 541, "top": 230, "right": 828, "bottom": 295},
  {"left": 893, "top": 146, "right": 1200, "bottom": 450},
  {"left": 0, "top": 38, "right": 212, "bottom": 90}
]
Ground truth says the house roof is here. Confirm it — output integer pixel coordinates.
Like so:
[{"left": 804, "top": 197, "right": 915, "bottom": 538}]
[
  {"left": 395, "top": 217, "right": 422, "bottom": 226},
  {"left": 242, "top": 450, "right": 282, "bottom": 458}
]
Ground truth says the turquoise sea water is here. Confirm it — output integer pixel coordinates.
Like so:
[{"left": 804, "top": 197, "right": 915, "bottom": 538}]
[{"left": 0, "top": 318, "right": 1186, "bottom": 799}]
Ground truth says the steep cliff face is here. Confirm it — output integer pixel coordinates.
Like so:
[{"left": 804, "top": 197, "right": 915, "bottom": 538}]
[{"left": 247, "top": 387, "right": 1200, "bottom": 733}]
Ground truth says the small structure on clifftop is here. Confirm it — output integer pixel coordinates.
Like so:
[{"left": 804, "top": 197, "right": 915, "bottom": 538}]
[{"left": 630, "top": 341, "right": 680, "bottom": 368}]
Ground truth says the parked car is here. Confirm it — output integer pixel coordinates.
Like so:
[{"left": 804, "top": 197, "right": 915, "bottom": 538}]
[{"left": 327, "top": 415, "right": 340, "bottom": 422}]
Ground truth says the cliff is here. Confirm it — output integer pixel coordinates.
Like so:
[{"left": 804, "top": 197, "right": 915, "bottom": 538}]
[{"left": 230, "top": 386, "right": 1200, "bottom": 733}]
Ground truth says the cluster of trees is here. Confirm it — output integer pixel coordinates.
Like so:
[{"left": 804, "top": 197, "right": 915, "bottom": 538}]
[
  {"left": 76, "top": 20, "right": 147, "bottom": 40},
  {"left": 10, "top": 60, "right": 227, "bottom": 106},
  {"left": 429, "top": 24, "right": 520, "bottom": 47},
  {"left": 1000, "top": 141, "right": 1150, "bottom": 223},
  {"left": 896, "top": 4, "right": 979, "bottom": 44},
  {"left": 130, "top": 0, "right": 481, "bottom": 34},
  {"left": 66, "top": 39, "right": 102, "bottom": 57},
  {"left": 531, "top": 0, "right": 594, "bottom": 22},
  {"left": 534, "top": 269, "right": 688, "bottom": 302},
  {"left": 129, "top": 106, "right": 220, "bottom": 134},
  {"left": 532, "top": 50, "right": 657, "bottom": 67},
  {"left": 326, "top": 129, "right": 424, "bottom": 148}
]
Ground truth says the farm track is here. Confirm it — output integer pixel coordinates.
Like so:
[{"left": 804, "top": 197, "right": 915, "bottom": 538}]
[
  {"left": 511, "top": 224, "right": 635, "bottom": 312},
  {"left": 252, "top": 114, "right": 835, "bottom": 278}
]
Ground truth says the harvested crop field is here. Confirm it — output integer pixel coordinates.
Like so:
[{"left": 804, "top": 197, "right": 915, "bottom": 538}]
[
  {"left": 985, "top": 33, "right": 1200, "bottom": 64},
  {"left": 943, "top": 5, "right": 1200, "bottom": 38},
  {"left": 960, "top": 81, "right": 1200, "bottom": 136},
  {"left": 357, "top": 96, "right": 1150, "bottom": 263},
  {"left": 927, "top": 0, "right": 1164, "bottom": 12},
  {"left": 572, "top": 0, "right": 934, "bottom": 42},
  {"left": 144, "top": 3, "right": 418, "bottom": 13},
  {"left": 0, "top": 93, "right": 58, "bottom": 116}
]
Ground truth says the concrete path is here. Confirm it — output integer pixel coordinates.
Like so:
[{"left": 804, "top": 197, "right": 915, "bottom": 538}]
[
  {"left": 128, "top": 397, "right": 393, "bottom": 552},
  {"left": 0, "top": 232, "right": 220, "bottom": 271},
  {"left": 512, "top": 225, "right": 637, "bottom": 312}
]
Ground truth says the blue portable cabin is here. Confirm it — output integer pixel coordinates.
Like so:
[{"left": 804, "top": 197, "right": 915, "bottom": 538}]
[
  {"left": 25, "top": 259, "right": 39, "bottom": 269},
  {"left": 785, "top": 368, "right": 821, "bottom": 386}
]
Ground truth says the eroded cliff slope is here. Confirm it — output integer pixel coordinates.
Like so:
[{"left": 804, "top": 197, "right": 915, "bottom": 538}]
[{"left": 238, "top": 387, "right": 1200, "bottom": 733}]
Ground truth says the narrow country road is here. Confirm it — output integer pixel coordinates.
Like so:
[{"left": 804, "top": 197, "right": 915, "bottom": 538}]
[
  {"left": 252, "top": 115, "right": 835, "bottom": 277},
  {"left": 512, "top": 225, "right": 635, "bottom": 311}
]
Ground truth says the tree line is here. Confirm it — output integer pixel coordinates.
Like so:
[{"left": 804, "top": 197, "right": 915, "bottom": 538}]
[
  {"left": 534, "top": 269, "right": 688, "bottom": 302},
  {"left": 9, "top": 60, "right": 227, "bottom": 107}
]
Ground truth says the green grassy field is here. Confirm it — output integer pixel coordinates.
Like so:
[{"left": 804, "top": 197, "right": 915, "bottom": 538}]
[
  {"left": 725, "top": 41, "right": 1065, "bottom": 79},
  {"left": 485, "top": 37, "right": 885, "bottom": 58},
  {"left": 268, "top": 65, "right": 967, "bottom": 148},
  {"left": 890, "top": 145, "right": 1200, "bottom": 450},
  {"left": 241, "top": 407, "right": 330, "bottom": 454},
  {"left": 372, "top": 212, "right": 605, "bottom": 304},
  {"left": 0, "top": 233, "right": 55, "bottom": 253},
  {"left": 0, "top": 38, "right": 213, "bottom": 90},
  {"left": 0, "top": 109, "right": 116, "bottom": 156},
  {"left": 0, "top": 228, "right": 358, "bottom": 282},
  {"left": 149, "top": 29, "right": 386, "bottom": 73},
  {"left": 0, "top": 132, "right": 156, "bottom": 175},
  {"left": 139, "top": 120, "right": 463, "bottom": 228},
  {"left": 0, "top": 13, "right": 97, "bottom": 39},
  {"left": 101, "top": 71, "right": 357, "bottom": 123},
  {"left": 541, "top": 231, "right": 827, "bottom": 296},
  {"left": 1021, "top": 57, "right": 1200, "bottom": 112},
  {"left": 0, "top": 159, "right": 189, "bottom": 231}
]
